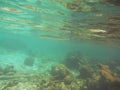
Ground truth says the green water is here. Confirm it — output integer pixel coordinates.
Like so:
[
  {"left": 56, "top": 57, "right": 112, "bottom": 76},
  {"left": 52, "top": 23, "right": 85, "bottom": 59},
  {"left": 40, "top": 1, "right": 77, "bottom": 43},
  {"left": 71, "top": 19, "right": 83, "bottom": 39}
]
[{"left": 0, "top": 0, "right": 120, "bottom": 90}]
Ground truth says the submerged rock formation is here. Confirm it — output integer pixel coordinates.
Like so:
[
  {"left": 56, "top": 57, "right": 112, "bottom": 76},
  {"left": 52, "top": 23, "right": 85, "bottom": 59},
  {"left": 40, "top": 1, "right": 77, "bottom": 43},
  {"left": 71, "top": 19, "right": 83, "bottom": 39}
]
[
  {"left": 0, "top": 65, "right": 16, "bottom": 75},
  {"left": 24, "top": 56, "right": 35, "bottom": 67},
  {"left": 99, "top": 64, "right": 120, "bottom": 90},
  {"left": 99, "top": 64, "right": 120, "bottom": 83},
  {"left": 50, "top": 64, "right": 73, "bottom": 84},
  {"left": 64, "top": 51, "right": 84, "bottom": 70},
  {"left": 78, "top": 65, "right": 94, "bottom": 79}
]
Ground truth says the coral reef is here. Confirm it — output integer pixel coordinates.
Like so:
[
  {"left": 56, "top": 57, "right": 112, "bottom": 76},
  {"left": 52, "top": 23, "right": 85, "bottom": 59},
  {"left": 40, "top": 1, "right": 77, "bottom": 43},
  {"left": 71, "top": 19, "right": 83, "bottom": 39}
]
[
  {"left": 0, "top": 74, "right": 41, "bottom": 90},
  {"left": 0, "top": 65, "right": 16, "bottom": 75},
  {"left": 75, "top": 63, "right": 120, "bottom": 90},
  {"left": 50, "top": 64, "right": 73, "bottom": 84},
  {"left": 99, "top": 64, "right": 120, "bottom": 90},
  {"left": 99, "top": 64, "right": 120, "bottom": 83},
  {"left": 78, "top": 65, "right": 94, "bottom": 79},
  {"left": 0, "top": 57, "right": 120, "bottom": 90}
]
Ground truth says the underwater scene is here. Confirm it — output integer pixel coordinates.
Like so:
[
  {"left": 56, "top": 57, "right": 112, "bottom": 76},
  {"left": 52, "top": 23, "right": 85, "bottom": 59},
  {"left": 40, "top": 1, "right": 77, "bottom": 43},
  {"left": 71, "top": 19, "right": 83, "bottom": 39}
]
[{"left": 0, "top": 0, "right": 120, "bottom": 90}]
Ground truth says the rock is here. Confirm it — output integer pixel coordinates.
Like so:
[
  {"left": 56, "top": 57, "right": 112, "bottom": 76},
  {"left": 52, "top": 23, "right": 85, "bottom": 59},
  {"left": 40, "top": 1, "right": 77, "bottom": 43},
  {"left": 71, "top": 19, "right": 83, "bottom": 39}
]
[
  {"left": 0, "top": 65, "right": 16, "bottom": 75},
  {"left": 78, "top": 65, "right": 94, "bottom": 79},
  {"left": 4, "top": 65, "right": 16, "bottom": 75},
  {"left": 64, "top": 51, "right": 83, "bottom": 70},
  {"left": 10, "top": 82, "right": 38, "bottom": 90},
  {"left": 24, "top": 56, "right": 35, "bottom": 66},
  {"left": 102, "top": 0, "right": 120, "bottom": 6},
  {"left": 51, "top": 64, "right": 73, "bottom": 84},
  {"left": 99, "top": 64, "right": 120, "bottom": 83}
]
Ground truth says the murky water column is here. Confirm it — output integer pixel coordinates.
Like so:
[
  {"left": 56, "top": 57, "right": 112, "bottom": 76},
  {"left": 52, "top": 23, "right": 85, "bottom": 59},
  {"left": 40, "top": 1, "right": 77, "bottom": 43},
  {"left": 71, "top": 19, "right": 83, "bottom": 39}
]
[
  {"left": 0, "top": 0, "right": 120, "bottom": 70},
  {"left": 0, "top": 0, "right": 120, "bottom": 90},
  {"left": 0, "top": 0, "right": 73, "bottom": 72}
]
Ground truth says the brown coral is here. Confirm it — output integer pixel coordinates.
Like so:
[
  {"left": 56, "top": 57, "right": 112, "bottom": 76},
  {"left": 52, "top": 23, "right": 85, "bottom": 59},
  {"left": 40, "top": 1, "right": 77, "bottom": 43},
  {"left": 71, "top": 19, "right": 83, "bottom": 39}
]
[
  {"left": 99, "top": 64, "right": 120, "bottom": 83},
  {"left": 50, "top": 64, "right": 74, "bottom": 84}
]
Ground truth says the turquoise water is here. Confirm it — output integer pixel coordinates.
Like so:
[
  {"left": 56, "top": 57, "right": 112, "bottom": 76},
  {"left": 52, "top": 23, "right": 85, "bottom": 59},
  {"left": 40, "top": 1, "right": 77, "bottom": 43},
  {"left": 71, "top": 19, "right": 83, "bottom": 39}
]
[{"left": 0, "top": 0, "right": 120, "bottom": 90}]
